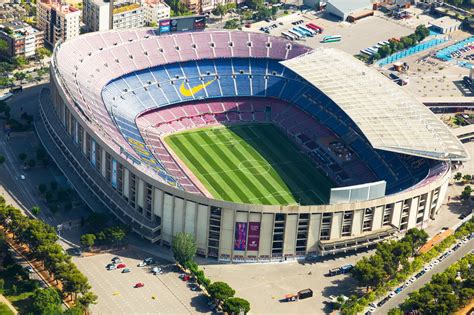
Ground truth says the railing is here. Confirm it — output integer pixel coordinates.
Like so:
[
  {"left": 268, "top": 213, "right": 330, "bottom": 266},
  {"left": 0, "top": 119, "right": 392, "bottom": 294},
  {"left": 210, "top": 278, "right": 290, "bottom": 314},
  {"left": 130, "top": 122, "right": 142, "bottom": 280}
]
[{"left": 36, "top": 88, "right": 161, "bottom": 241}]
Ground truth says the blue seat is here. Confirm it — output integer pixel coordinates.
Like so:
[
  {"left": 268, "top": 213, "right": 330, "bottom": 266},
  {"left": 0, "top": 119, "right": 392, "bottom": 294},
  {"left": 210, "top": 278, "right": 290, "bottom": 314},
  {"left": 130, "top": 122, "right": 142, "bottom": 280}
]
[
  {"left": 181, "top": 61, "right": 201, "bottom": 78},
  {"left": 197, "top": 59, "right": 216, "bottom": 75},
  {"left": 250, "top": 59, "right": 267, "bottom": 75},
  {"left": 235, "top": 75, "right": 251, "bottom": 96},
  {"left": 215, "top": 59, "right": 233, "bottom": 75},
  {"left": 232, "top": 58, "right": 250, "bottom": 73}
]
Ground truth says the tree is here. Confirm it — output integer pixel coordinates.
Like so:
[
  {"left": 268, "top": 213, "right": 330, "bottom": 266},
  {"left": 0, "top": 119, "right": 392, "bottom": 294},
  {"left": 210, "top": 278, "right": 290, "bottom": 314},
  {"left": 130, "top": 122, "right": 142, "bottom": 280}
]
[
  {"left": 400, "top": 36, "right": 413, "bottom": 48},
  {"left": 352, "top": 255, "right": 387, "bottom": 291},
  {"left": 103, "top": 226, "right": 126, "bottom": 245},
  {"left": 14, "top": 56, "right": 27, "bottom": 68},
  {"left": 80, "top": 234, "right": 96, "bottom": 249},
  {"left": 31, "top": 287, "right": 62, "bottom": 315},
  {"left": 223, "top": 297, "right": 250, "bottom": 314},
  {"left": 387, "top": 308, "right": 403, "bottom": 315},
  {"left": 461, "top": 185, "right": 472, "bottom": 200},
  {"left": 27, "top": 159, "right": 36, "bottom": 168},
  {"left": 18, "top": 153, "right": 27, "bottom": 161},
  {"left": 0, "top": 39, "right": 8, "bottom": 55},
  {"left": 172, "top": 232, "right": 197, "bottom": 266},
  {"left": 246, "top": 0, "right": 263, "bottom": 9},
  {"left": 36, "top": 47, "right": 52, "bottom": 60},
  {"left": 404, "top": 228, "right": 428, "bottom": 255},
  {"left": 77, "top": 291, "right": 98, "bottom": 309},
  {"left": 378, "top": 45, "right": 392, "bottom": 58},
  {"left": 224, "top": 19, "right": 239, "bottom": 29},
  {"left": 31, "top": 206, "right": 41, "bottom": 216},
  {"left": 38, "top": 183, "right": 47, "bottom": 194},
  {"left": 454, "top": 172, "right": 463, "bottom": 180},
  {"left": 463, "top": 174, "right": 472, "bottom": 182},
  {"left": 86, "top": 212, "right": 108, "bottom": 232},
  {"left": 207, "top": 281, "right": 235, "bottom": 301},
  {"left": 50, "top": 180, "right": 58, "bottom": 191}
]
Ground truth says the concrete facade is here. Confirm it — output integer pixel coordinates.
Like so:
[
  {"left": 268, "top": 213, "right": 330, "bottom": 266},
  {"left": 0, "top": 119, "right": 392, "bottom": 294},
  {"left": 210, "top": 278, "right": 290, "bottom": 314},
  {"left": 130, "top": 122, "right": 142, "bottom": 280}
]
[{"left": 43, "top": 61, "right": 452, "bottom": 262}]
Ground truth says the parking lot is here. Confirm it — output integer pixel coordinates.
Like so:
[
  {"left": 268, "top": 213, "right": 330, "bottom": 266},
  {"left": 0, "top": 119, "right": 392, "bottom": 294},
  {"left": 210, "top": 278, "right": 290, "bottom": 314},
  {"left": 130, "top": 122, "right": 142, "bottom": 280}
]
[
  {"left": 245, "top": 11, "right": 414, "bottom": 55},
  {"left": 72, "top": 249, "right": 210, "bottom": 314},
  {"left": 204, "top": 250, "right": 369, "bottom": 314}
]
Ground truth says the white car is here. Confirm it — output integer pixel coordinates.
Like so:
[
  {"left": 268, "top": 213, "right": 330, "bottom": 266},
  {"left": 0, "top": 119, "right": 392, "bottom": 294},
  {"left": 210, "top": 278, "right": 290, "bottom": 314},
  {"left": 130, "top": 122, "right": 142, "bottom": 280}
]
[
  {"left": 409, "top": 277, "right": 416, "bottom": 283},
  {"left": 368, "top": 307, "right": 376, "bottom": 313},
  {"left": 424, "top": 266, "right": 431, "bottom": 272},
  {"left": 389, "top": 292, "right": 396, "bottom": 298},
  {"left": 432, "top": 259, "right": 440, "bottom": 265}
]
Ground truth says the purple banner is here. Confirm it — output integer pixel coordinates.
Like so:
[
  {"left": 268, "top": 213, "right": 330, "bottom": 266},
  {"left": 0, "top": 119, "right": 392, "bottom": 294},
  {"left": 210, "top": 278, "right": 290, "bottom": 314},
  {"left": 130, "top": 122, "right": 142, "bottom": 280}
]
[
  {"left": 247, "top": 222, "right": 260, "bottom": 251},
  {"left": 234, "top": 222, "right": 247, "bottom": 251}
]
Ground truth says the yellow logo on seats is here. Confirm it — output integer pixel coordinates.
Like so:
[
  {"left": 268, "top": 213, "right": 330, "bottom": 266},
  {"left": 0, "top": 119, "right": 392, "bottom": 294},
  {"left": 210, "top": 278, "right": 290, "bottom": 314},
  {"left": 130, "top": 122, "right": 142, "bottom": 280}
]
[{"left": 179, "top": 79, "right": 216, "bottom": 97}]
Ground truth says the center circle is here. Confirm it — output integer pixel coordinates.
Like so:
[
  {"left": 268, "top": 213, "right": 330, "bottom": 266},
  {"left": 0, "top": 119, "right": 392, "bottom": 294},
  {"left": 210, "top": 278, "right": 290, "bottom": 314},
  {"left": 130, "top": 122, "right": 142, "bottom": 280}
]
[{"left": 239, "top": 159, "right": 271, "bottom": 176}]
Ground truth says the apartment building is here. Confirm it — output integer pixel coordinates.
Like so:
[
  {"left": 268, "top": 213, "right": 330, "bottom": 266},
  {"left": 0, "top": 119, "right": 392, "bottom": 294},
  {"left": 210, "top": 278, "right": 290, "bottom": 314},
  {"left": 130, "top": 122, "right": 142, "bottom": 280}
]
[
  {"left": 83, "top": 0, "right": 110, "bottom": 32},
  {"left": 0, "top": 20, "right": 44, "bottom": 59},
  {"left": 37, "top": 0, "right": 81, "bottom": 46},
  {"left": 143, "top": 0, "right": 170, "bottom": 26},
  {"left": 112, "top": 2, "right": 145, "bottom": 29},
  {"left": 83, "top": 0, "right": 146, "bottom": 31}
]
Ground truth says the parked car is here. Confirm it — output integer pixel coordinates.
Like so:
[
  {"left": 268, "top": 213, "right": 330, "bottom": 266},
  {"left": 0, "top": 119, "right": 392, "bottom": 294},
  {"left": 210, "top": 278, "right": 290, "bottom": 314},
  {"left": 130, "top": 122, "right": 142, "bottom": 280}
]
[
  {"left": 112, "top": 257, "right": 121, "bottom": 263},
  {"left": 134, "top": 282, "right": 144, "bottom": 288},
  {"left": 122, "top": 268, "right": 131, "bottom": 273},
  {"left": 117, "top": 263, "right": 126, "bottom": 269},
  {"left": 107, "top": 264, "right": 116, "bottom": 271},
  {"left": 389, "top": 291, "right": 396, "bottom": 297},
  {"left": 24, "top": 266, "right": 34, "bottom": 273},
  {"left": 377, "top": 297, "right": 390, "bottom": 307}
]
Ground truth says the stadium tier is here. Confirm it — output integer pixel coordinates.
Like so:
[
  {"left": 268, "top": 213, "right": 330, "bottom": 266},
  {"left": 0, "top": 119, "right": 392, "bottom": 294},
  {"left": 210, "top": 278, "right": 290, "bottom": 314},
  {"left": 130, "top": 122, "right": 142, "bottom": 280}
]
[{"left": 39, "top": 29, "right": 468, "bottom": 261}]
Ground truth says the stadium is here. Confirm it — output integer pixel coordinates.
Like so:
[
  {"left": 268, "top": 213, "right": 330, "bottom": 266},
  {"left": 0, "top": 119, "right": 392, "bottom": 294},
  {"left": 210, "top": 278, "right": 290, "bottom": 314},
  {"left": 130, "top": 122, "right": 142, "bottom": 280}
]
[{"left": 38, "top": 29, "right": 469, "bottom": 262}]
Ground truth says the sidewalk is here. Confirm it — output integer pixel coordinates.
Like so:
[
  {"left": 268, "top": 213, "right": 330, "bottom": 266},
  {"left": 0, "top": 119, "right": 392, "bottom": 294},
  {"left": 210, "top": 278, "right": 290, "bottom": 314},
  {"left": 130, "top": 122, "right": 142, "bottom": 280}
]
[{"left": 0, "top": 294, "right": 18, "bottom": 315}]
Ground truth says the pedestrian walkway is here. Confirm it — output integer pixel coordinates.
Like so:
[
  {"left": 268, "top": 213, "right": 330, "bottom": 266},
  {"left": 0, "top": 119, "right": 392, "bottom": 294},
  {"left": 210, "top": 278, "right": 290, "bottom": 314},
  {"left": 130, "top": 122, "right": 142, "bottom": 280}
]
[{"left": 0, "top": 294, "right": 18, "bottom": 315}]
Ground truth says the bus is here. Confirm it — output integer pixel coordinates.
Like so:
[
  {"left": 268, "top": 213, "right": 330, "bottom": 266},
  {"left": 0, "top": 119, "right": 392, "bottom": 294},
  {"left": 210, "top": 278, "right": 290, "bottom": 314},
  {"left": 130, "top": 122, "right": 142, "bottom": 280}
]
[
  {"left": 288, "top": 29, "right": 301, "bottom": 40},
  {"left": 281, "top": 32, "right": 295, "bottom": 41},
  {"left": 307, "top": 23, "right": 323, "bottom": 33},
  {"left": 366, "top": 47, "right": 378, "bottom": 54},
  {"left": 291, "top": 28, "right": 306, "bottom": 38},
  {"left": 297, "top": 26, "right": 313, "bottom": 37},
  {"left": 321, "top": 35, "right": 341, "bottom": 43},
  {"left": 328, "top": 264, "right": 353, "bottom": 276},
  {"left": 299, "top": 25, "right": 316, "bottom": 36},
  {"left": 360, "top": 49, "right": 373, "bottom": 56}
]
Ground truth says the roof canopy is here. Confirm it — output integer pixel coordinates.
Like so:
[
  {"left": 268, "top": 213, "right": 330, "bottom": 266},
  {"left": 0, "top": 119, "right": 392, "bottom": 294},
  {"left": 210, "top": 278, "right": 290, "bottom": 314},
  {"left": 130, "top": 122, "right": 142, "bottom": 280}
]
[{"left": 281, "top": 48, "right": 469, "bottom": 161}]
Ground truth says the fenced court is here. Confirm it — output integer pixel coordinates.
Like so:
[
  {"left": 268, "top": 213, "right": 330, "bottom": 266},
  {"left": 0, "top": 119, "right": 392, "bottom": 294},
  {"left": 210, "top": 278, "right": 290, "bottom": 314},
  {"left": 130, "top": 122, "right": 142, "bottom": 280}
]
[
  {"left": 164, "top": 124, "right": 333, "bottom": 205},
  {"left": 378, "top": 36, "right": 448, "bottom": 66}
]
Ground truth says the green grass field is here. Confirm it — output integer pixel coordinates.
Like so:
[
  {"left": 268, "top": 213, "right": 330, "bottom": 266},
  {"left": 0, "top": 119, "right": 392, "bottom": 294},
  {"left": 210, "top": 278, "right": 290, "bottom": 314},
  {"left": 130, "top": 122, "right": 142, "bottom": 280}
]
[{"left": 164, "top": 124, "right": 334, "bottom": 205}]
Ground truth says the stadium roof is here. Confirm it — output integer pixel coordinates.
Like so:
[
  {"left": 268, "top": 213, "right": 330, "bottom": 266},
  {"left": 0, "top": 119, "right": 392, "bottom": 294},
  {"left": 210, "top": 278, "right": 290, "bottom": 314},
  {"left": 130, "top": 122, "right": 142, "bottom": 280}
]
[{"left": 281, "top": 48, "right": 469, "bottom": 162}]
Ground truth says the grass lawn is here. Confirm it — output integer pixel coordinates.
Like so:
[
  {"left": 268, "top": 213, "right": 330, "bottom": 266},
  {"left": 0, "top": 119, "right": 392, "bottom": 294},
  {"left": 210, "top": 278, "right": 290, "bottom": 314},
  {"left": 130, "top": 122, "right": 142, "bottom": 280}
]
[
  {"left": 0, "top": 302, "right": 14, "bottom": 315},
  {"left": 165, "top": 123, "right": 334, "bottom": 205}
]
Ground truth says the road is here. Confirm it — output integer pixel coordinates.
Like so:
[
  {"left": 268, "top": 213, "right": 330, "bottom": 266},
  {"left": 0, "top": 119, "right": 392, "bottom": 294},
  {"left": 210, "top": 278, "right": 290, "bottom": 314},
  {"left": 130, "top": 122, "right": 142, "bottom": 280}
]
[{"left": 376, "top": 237, "right": 474, "bottom": 314}]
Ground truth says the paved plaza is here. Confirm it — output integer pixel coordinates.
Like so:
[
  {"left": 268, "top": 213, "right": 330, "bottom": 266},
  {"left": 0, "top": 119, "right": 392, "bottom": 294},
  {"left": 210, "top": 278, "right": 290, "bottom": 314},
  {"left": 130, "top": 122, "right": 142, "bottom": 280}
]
[{"left": 72, "top": 249, "right": 210, "bottom": 314}]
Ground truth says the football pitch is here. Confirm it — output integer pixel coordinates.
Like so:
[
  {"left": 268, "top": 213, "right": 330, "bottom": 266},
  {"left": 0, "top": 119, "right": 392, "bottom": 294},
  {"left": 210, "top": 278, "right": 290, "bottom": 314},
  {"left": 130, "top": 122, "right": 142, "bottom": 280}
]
[{"left": 164, "top": 124, "right": 334, "bottom": 205}]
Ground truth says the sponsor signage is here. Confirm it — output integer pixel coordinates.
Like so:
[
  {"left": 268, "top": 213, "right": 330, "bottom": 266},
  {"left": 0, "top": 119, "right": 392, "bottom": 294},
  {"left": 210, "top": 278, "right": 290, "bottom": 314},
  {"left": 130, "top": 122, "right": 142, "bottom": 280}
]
[
  {"left": 234, "top": 222, "right": 247, "bottom": 251},
  {"left": 157, "top": 15, "right": 206, "bottom": 34},
  {"left": 247, "top": 222, "right": 260, "bottom": 251}
]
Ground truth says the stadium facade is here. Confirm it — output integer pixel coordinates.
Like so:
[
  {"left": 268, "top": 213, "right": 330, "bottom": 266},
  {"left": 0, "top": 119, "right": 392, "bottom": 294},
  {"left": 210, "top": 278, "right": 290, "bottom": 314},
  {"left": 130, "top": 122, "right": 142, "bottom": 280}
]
[{"left": 39, "top": 29, "right": 469, "bottom": 262}]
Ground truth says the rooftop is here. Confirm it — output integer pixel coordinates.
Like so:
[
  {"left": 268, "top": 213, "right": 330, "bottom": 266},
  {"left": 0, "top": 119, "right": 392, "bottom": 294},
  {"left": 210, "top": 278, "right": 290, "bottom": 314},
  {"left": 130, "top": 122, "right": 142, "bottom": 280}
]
[
  {"left": 0, "top": 21, "right": 42, "bottom": 38},
  {"left": 281, "top": 48, "right": 469, "bottom": 162},
  {"left": 327, "top": 0, "right": 372, "bottom": 14},
  {"left": 429, "top": 16, "right": 462, "bottom": 29}
]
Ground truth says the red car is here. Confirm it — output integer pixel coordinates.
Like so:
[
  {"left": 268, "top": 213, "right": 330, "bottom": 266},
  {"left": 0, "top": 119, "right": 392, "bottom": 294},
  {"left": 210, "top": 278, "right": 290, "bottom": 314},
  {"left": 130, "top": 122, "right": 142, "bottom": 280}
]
[
  {"left": 116, "top": 263, "right": 126, "bottom": 269},
  {"left": 135, "top": 282, "right": 144, "bottom": 288}
]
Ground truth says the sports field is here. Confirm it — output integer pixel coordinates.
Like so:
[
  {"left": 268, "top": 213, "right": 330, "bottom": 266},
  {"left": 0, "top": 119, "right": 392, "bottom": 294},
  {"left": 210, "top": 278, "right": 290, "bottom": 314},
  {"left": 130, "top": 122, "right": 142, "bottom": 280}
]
[{"left": 164, "top": 124, "right": 333, "bottom": 205}]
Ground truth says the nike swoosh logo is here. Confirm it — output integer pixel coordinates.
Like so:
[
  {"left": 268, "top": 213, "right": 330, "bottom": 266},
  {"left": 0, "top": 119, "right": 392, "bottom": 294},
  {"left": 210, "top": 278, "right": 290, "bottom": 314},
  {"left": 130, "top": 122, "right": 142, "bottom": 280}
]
[{"left": 179, "top": 79, "right": 216, "bottom": 97}]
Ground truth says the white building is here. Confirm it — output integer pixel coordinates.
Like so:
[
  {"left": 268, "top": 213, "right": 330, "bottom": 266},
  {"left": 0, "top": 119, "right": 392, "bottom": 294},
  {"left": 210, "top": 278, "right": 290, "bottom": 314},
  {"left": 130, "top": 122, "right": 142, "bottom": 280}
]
[
  {"left": 142, "top": 0, "right": 170, "bottom": 26},
  {"left": 37, "top": 0, "right": 81, "bottom": 46},
  {"left": 112, "top": 2, "right": 145, "bottom": 29},
  {"left": 83, "top": 0, "right": 145, "bottom": 31},
  {"left": 429, "top": 16, "right": 461, "bottom": 34},
  {"left": 83, "top": 0, "right": 110, "bottom": 32},
  {"left": 325, "top": 0, "right": 373, "bottom": 21}
]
